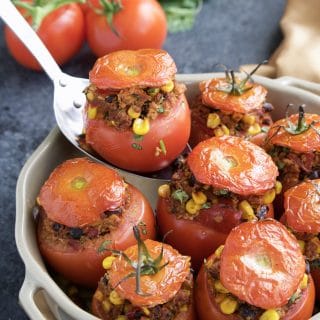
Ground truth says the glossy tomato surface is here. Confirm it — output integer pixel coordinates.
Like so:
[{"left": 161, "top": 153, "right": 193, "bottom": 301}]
[
  {"left": 195, "top": 253, "right": 315, "bottom": 320},
  {"left": 85, "top": 0, "right": 167, "bottom": 57},
  {"left": 5, "top": 2, "right": 85, "bottom": 70},
  {"left": 38, "top": 184, "right": 155, "bottom": 287},
  {"left": 85, "top": 94, "right": 190, "bottom": 172},
  {"left": 156, "top": 197, "right": 274, "bottom": 271}
]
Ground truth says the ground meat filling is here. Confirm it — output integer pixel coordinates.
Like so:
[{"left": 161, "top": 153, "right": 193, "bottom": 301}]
[
  {"left": 268, "top": 146, "right": 320, "bottom": 191},
  {"left": 191, "top": 97, "right": 273, "bottom": 141},
  {"left": 84, "top": 81, "right": 186, "bottom": 131},
  {"left": 206, "top": 253, "right": 308, "bottom": 319},
  {"left": 36, "top": 194, "right": 129, "bottom": 249},
  {"left": 93, "top": 272, "right": 193, "bottom": 320},
  {"left": 166, "top": 156, "right": 271, "bottom": 221}
]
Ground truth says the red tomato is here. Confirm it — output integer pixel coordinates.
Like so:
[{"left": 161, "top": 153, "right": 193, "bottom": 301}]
[
  {"left": 4, "top": 1, "right": 85, "bottom": 70},
  {"left": 220, "top": 219, "right": 306, "bottom": 309},
  {"left": 157, "top": 197, "right": 273, "bottom": 271},
  {"left": 37, "top": 158, "right": 156, "bottom": 287},
  {"left": 85, "top": 0, "right": 167, "bottom": 57},
  {"left": 195, "top": 251, "right": 315, "bottom": 320},
  {"left": 267, "top": 113, "right": 320, "bottom": 153},
  {"left": 187, "top": 136, "right": 278, "bottom": 196}
]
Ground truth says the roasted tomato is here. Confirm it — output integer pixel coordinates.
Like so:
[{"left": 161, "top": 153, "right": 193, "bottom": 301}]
[
  {"left": 92, "top": 226, "right": 195, "bottom": 319},
  {"left": 282, "top": 179, "right": 320, "bottom": 302},
  {"left": 195, "top": 219, "right": 315, "bottom": 320},
  {"left": 157, "top": 136, "right": 279, "bottom": 270},
  {"left": 36, "top": 158, "right": 156, "bottom": 287},
  {"left": 5, "top": 0, "right": 85, "bottom": 70},
  {"left": 83, "top": 49, "right": 191, "bottom": 173},
  {"left": 189, "top": 67, "right": 273, "bottom": 148}
]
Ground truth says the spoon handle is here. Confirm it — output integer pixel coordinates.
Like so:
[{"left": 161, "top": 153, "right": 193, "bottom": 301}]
[{"left": 0, "top": 0, "right": 63, "bottom": 82}]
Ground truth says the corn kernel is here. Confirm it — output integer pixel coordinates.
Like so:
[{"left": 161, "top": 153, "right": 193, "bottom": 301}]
[
  {"left": 214, "top": 127, "right": 224, "bottom": 137},
  {"left": 207, "top": 113, "right": 221, "bottom": 129},
  {"left": 239, "top": 200, "right": 256, "bottom": 221},
  {"left": 242, "top": 114, "right": 256, "bottom": 125},
  {"left": 192, "top": 191, "right": 207, "bottom": 205},
  {"left": 214, "top": 245, "right": 224, "bottom": 258},
  {"left": 161, "top": 80, "right": 174, "bottom": 92},
  {"left": 300, "top": 273, "right": 308, "bottom": 289},
  {"left": 185, "top": 199, "right": 201, "bottom": 215},
  {"left": 275, "top": 181, "right": 282, "bottom": 195},
  {"left": 115, "top": 316, "right": 127, "bottom": 320},
  {"left": 147, "top": 87, "right": 160, "bottom": 96},
  {"left": 179, "top": 305, "right": 188, "bottom": 312},
  {"left": 158, "top": 184, "right": 171, "bottom": 198},
  {"left": 259, "top": 309, "right": 280, "bottom": 320},
  {"left": 298, "top": 240, "right": 305, "bottom": 253},
  {"left": 93, "top": 290, "right": 103, "bottom": 302},
  {"left": 221, "top": 124, "right": 230, "bottom": 135},
  {"left": 86, "top": 91, "right": 94, "bottom": 101},
  {"left": 214, "top": 280, "right": 229, "bottom": 293},
  {"left": 127, "top": 106, "right": 140, "bottom": 119},
  {"left": 247, "top": 123, "right": 261, "bottom": 135},
  {"left": 220, "top": 297, "right": 238, "bottom": 314},
  {"left": 102, "top": 256, "right": 116, "bottom": 270},
  {"left": 109, "top": 290, "right": 124, "bottom": 305},
  {"left": 215, "top": 293, "right": 226, "bottom": 303},
  {"left": 142, "top": 307, "right": 150, "bottom": 316},
  {"left": 132, "top": 118, "right": 150, "bottom": 136},
  {"left": 263, "top": 189, "right": 276, "bottom": 204},
  {"left": 102, "top": 299, "right": 111, "bottom": 312},
  {"left": 87, "top": 106, "right": 97, "bottom": 120}
]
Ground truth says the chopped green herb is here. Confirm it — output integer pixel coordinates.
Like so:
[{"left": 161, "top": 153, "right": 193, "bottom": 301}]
[
  {"left": 133, "top": 134, "right": 144, "bottom": 141},
  {"left": 157, "top": 105, "right": 165, "bottom": 113},
  {"left": 172, "top": 189, "right": 189, "bottom": 203},
  {"left": 159, "top": 139, "right": 167, "bottom": 155},
  {"left": 97, "top": 240, "right": 112, "bottom": 253},
  {"left": 132, "top": 143, "right": 143, "bottom": 150},
  {"left": 201, "top": 202, "right": 211, "bottom": 209}
]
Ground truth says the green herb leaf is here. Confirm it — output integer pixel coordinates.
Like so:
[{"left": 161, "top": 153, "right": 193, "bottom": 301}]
[
  {"left": 172, "top": 189, "right": 189, "bottom": 203},
  {"left": 159, "top": 139, "right": 167, "bottom": 155},
  {"left": 201, "top": 202, "right": 211, "bottom": 209},
  {"left": 132, "top": 143, "right": 143, "bottom": 150},
  {"left": 133, "top": 134, "right": 144, "bottom": 141},
  {"left": 157, "top": 105, "right": 165, "bottom": 113},
  {"left": 97, "top": 240, "right": 112, "bottom": 253}
]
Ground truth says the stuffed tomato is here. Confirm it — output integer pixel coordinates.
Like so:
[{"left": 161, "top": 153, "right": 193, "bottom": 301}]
[
  {"left": 195, "top": 219, "right": 315, "bottom": 320},
  {"left": 92, "top": 226, "right": 195, "bottom": 319},
  {"left": 282, "top": 179, "right": 320, "bottom": 302},
  {"left": 83, "top": 49, "right": 190, "bottom": 173},
  {"left": 36, "top": 158, "right": 155, "bottom": 287},
  {"left": 157, "top": 136, "right": 280, "bottom": 270},
  {"left": 189, "top": 66, "right": 273, "bottom": 148}
]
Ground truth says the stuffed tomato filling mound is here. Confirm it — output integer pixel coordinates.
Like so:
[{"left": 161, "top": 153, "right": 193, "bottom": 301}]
[
  {"left": 203, "top": 246, "right": 312, "bottom": 319},
  {"left": 84, "top": 80, "right": 186, "bottom": 133}
]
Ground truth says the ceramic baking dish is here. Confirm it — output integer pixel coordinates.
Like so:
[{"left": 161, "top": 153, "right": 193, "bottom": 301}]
[{"left": 16, "top": 73, "right": 320, "bottom": 320}]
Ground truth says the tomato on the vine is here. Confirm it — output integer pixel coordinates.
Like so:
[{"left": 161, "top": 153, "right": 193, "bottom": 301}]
[
  {"left": 85, "top": 0, "right": 167, "bottom": 57},
  {"left": 4, "top": 0, "right": 85, "bottom": 71}
]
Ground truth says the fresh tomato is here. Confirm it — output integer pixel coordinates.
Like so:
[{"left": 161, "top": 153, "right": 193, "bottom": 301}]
[
  {"left": 267, "top": 113, "right": 320, "bottom": 153},
  {"left": 196, "top": 248, "right": 315, "bottom": 320},
  {"left": 84, "top": 49, "right": 190, "bottom": 172},
  {"left": 92, "top": 235, "right": 195, "bottom": 319},
  {"left": 37, "top": 158, "right": 156, "bottom": 287},
  {"left": 85, "top": 0, "right": 167, "bottom": 57},
  {"left": 4, "top": 1, "right": 85, "bottom": 71},
  {"left": 187, "top": 136, "right": 278, "bottom": 196},
  {"left": 283, "top": 179, "right": 320, "bottom": 233},
  {"left": 157, "top": 197, "right": 273, "bottom": 271},
  {"left": 220, "top": 219, "right": 306, "bottom": 309}
]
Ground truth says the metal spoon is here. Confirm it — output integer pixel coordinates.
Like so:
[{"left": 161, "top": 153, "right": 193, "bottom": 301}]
[{"left": 0, "top": 0, "right": 172, "bottom": 208}]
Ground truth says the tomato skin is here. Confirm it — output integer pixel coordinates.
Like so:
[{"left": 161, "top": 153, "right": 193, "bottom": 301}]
[
  {"left": 85, "top": 95, "right": 190, "bottom": 172},
  {"left": 85, "top": 0, "right": 167, "bottom": 57},
  {"left": 156, "top": 197, "right": 273, "bottom": 271},
  {"left": 4, "top": 2, "right": 85, "bottom": 70},
  {"left": 37, "top": 184, "right": 156, "bottom": 287},
  {"left": 195, "top": 255, "right": 315, "bottom": 320}
]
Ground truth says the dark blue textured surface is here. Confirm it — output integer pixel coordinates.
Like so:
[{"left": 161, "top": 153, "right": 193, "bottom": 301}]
[{"left": 0, "top": 1, "right": 285, "bottom": 318}]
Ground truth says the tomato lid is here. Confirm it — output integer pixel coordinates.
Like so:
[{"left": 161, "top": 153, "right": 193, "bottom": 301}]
[
  {"left": 187, "top": 136, "right": 278, "bottom": 196},
  {"left": 109, "top": 239, "right": 190, "bottom": 307},
  {"left": 89, "top": 49, "right": 177, "bottom": 89},
  {"left": 220, "top": 219, "right": 306, "bottom": 309},
  {"left": 267, "top": 113, "right": 320, "bottom": 152},
  {"left": 199, "top": 78, "right": 267, "bottom": 113},
  {"left": 39, "top": 158, "right": 126, "bottom": 227},
  {"left": 284, "top": 179, "right": 320, "bottom": 233}
]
